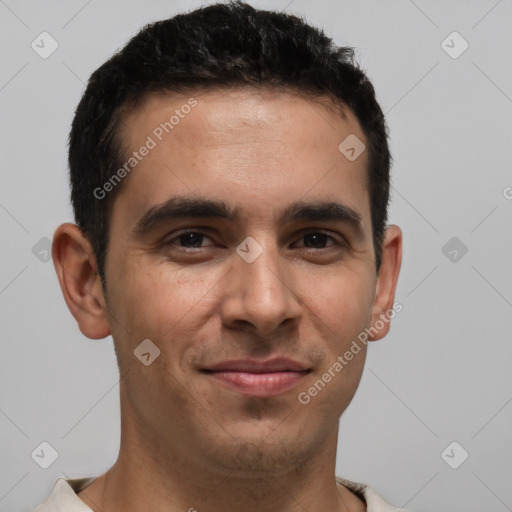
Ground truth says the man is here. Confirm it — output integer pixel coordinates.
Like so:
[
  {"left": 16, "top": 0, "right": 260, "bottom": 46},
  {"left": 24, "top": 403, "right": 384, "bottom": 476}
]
[{"left": 38, "top": 1, "right": 403, "bottom": 511}]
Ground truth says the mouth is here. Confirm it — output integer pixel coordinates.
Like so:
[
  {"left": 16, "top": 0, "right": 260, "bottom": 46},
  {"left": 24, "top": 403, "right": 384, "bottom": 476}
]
[{"left": 200, "top": 357, "right": 312, "bottom": 398}]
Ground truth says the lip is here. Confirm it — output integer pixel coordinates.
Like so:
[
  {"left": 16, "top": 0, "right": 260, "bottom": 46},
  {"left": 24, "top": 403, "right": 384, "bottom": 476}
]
[
  {"left": 201, "top": 358, "right": 311, "bottom": 398},
  {"left": 205, "top": 357, "right": 309, "bottom": 373}
]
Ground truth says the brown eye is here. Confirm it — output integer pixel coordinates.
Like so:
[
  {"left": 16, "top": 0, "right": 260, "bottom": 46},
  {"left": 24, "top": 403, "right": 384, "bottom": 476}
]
[
  {"left": 178, "top": 232, "right": 205, "bottom": 248},
  {"left": 165, "top": 231, "right": 215, "bottom": 249},
  {"left": 302, "top": 232, "right": 331, "bottom": 248},
  {"left": 294, "top": 231, "right": 342, "bottom": 250}
]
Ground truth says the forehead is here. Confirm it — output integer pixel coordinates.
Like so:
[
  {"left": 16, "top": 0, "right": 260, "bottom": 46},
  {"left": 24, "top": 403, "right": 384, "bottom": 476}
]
[
  {"left": 113, "top": 87, "right": 370, "bottom": 229},
  {"left": 121, "top": 87, "right": 365, "bottom": 154}
]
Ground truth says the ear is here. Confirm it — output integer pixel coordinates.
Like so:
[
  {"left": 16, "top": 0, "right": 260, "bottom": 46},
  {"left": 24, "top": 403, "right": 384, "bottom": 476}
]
[
  {"left": 368, "top": 224, "right": 402, "bottom": 342},
  {"left": 52, "top": 223, "right": 111, "bottom": 339}
]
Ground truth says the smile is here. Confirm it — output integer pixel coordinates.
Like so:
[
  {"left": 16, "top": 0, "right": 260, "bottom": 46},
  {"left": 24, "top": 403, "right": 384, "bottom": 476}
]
[{"left": 201, "top": 358, "right": 311, "bottom": 397}]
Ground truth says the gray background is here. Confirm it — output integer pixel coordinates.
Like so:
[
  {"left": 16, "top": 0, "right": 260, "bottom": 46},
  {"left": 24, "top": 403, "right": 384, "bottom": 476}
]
[{"left": 1, "top": 0, "right": 511, "bottom": 511}]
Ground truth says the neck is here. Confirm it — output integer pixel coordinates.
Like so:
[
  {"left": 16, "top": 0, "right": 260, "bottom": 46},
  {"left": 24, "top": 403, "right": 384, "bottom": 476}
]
[{"left": 77, "top": 404, "right": 365, "bottom": 512}]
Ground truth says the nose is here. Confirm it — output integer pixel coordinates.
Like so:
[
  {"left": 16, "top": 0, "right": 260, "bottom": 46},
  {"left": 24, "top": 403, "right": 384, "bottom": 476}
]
[{"left": 219, "top": 239, "right": 302, "bottom": 337}]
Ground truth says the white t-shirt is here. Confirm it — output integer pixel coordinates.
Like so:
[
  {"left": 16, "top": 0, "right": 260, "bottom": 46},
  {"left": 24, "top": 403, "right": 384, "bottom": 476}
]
[{"left": 33, "top": 476, "right": 408, "bottom": 511}]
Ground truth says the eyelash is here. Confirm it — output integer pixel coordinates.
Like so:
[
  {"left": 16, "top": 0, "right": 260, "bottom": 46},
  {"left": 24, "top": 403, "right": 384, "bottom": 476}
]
[{"left": 164, "top": 230, "right": 345, "bottom": 251}]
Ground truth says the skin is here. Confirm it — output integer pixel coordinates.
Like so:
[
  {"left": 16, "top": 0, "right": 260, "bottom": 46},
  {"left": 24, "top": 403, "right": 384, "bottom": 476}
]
[{"left": 53, "top": 88, "right": 402, "bottom": 512}]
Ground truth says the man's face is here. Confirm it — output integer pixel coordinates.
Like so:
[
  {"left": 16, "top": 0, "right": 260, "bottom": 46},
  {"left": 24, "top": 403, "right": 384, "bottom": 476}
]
[{"left": 104, "top": 88, "right": 381, "bottom": 475}]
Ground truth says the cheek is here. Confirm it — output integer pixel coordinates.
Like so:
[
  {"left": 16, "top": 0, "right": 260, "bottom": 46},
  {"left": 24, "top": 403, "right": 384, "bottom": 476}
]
[
  {"left": 110, "top": 262, "right": 224, "bottom": 346},
  {"left": 298, "top": 267, "right": 373, "bottom": 404},
  {"left": 300, "top": 265, "right": 375, "bottom": 337},
  {"left": 107, "top": 264, "right": 223, "bottom": 401}
]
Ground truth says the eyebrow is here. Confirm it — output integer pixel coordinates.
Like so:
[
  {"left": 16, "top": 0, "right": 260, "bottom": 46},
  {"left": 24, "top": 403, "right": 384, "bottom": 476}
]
[{"left": 133, "top": 195, "right": 364, "bottom": 235}]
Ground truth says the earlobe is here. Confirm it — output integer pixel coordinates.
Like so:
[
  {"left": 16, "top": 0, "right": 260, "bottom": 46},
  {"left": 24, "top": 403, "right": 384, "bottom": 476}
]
[
  {"left": 52, "top": 223, "right": 111, "bottom": 340},
  {"left": 368, "top": 224, "right": 402, "bottom": 342}
]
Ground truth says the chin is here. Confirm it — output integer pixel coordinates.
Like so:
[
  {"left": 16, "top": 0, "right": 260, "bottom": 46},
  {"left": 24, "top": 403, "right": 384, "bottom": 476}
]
[{"left": 202, "top": 428, "right": 315, "bottom": 477}]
